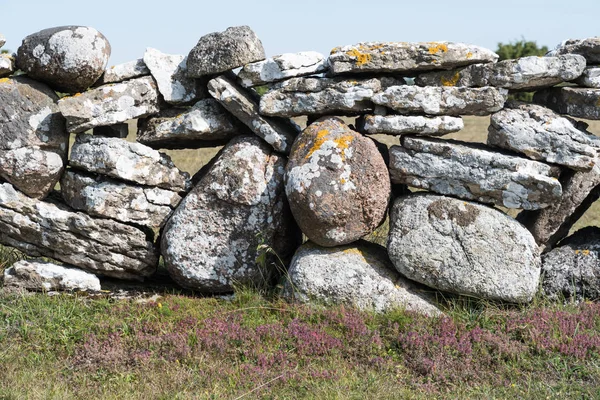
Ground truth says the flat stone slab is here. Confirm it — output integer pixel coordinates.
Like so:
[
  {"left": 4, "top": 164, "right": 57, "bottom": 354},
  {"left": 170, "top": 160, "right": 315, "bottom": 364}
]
[
  {"left": 534, "top": 87, "right": 600, "bottom": 120},
  {"left": 69, "top": 135, "right": 190, "bottom": 191},
  {"left": 548, "top": 37, "right": 600, "bottom": 63},
  {"left": 328, "top": 42, "right": 498, "bottom": 75},
  {"left": 95, "top": 58, "right": 150, "bottom": 86},
  {"left": 387, "top": 194, "right": 541, "bottom": 303},
  {"left": 488, "top": 102, "right": 600, "bottom": 171},
  {"left": 0, "top": 54, "right": 14, "bottom": 78},
  {"left": 208, "top": 74, "right": 299, "bottom": 154},
  {"left": 372, "top": 85, "right": 507, "bottom": 116},
  {"left": 4, "top": 260, "right": 101, "bottom": 292},
  {"left": 575, "top": 66, "right": 600, "bottom": 88},
  {"left": 0, "top": 182, "right": 158, "bottom": 280},
  {"left": 259, "top": 76, "right": 401, "bottom": 118},
  {"left": 358, "top": 114, "right": 463, "bottom": 136},
  {"left": 58, "top": 76, "right": 161, "bottom": 133},
  {"left": 61, "top": 170, "right": 182, "bottom": 230},
  {"left": 238, "top": 51, "right": 328, "bottom": 87},
  {"left": 389, "top": 136, "right": 562, "bottom": 210},
  {"left": 283, "top": 241, "right": 442, "bottom": 315},
  {"left": 137, "top": 99, "right": 242, "bottom": 149},
  {"left": 416, "top": 55, "right": 586, "bottom": 91}
]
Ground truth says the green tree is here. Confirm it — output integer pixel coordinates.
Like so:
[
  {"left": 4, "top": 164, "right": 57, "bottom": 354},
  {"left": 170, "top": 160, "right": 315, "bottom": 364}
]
[{"left": 496, "top": 38, "right": 549, "bottom": 61}]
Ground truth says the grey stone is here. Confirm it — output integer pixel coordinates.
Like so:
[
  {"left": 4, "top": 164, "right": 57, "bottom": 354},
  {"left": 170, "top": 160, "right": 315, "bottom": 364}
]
[
  {"left": 61, "top": 170, "right": 181, "bottom": 230},
  {"left": 58, "top": 76, "right": 161, "bottom": 133},
  {"left": 283, "top": 241, "right": 442, "bottom": 315},
  {"left": 329, "top": 42, "right": 498, "bottom": 75},
  {"left": 161, "top": 135, "right": 300, "bottom": 293},
  {"left": 548, "top": 37, "right": 600, "bottom": 63},
  {"left": 143, "top": 47, "right": 206, "bottom": 105},
  {"left": 94, "top": 58, "right": 150, "bottom": 86},
  {"left": 488, "top": 102, "right": 600, "bottom": 170},
  {"left": 16, "top": 26, "right": 110, "bottom": 93},
  {"left": 3, "top": 260, "right": 101, "bottom": 292},
  {"left": 93, "top": 123, "right": 129, "bottom": 138},
  {"left": 358, "top": 114, "right": 463, "bottom": 136},
  {"left": 258, "top": 76, "right": 401, "bottom": 118},
  {"left": 238, "top": 51, "right": 328, "bottom": 87},
  {"left": 0, "top": 34, "right": 5, "bottom": 49},
  {"left": 187, "top": 26, "right": 265, "bottom": 77},
  {"left": 286, "top": 117, "right": 390, "bottom": 246},
  {"left": 0, "top": 76, "right": 68, "bottom": 199},
  {"left": 69, "top": 135, "right": 190, "bottom": 191},
  {"left": 575, "top": 66, "right": 600, "bottom": 88},
  {"left": 372, "top": 85, "right": 507, "bottom": 116},
  {"left": 0, "top": 182, "right": 158, "bottom": 280},
  {"left": 416, "top": 55, "right": 586, "bottom": 90},
  {"left": 534, "top": 87, "right": 600, "bottom": 120},
  {"left": 208, "top": 75, "right": 299, "bottom": 154},
  {"left": 541, "top": 227, "right": 600, "bottom": 301},
  {"left": 137, "top": 99, "right": 242, "bottom": 149},
  {"left": 387, "top": 193, "right": 541, "bottom": 303},
  {"left": 0, "top": 54, "right": 14, "bottom": 77},
  {"left": 389, "top": 136, "right": 562, "bottom": 210}
]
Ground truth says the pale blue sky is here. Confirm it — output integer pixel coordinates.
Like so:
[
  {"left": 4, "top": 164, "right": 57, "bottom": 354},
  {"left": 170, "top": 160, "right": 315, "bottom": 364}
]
[{"left": 1, "top": 0, "right": 598, "bottom": 65}]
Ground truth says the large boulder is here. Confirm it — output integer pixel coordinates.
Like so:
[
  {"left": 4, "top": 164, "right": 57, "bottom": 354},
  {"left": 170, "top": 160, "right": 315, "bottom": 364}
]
[
  {"left": 0, "top": 76, "right": 68, "bottom": 199},
  {"left": 186, "top": 26, "right": 265, "bottom": 77},
  {"left": 161, "top": 135, "right": 300, "bottom": 293},
  {"left": 3, "top": 260, "right": 101, "bottom": 292},
  {"left": 238, "top": 51, "right": 328, "bottom": 87},
  {"left": 388, "top": 194, "right": 541, "bottom": 303},
  {"left": 548, "top": 37, "right": 600, "bottom": 63},
  {"left": 16, "top": 26, "right": 110, "bottom": 93},
  {"left": 285, "top": 117, "right": 390, "bottom": 246},
  {"left": 283, "top": 241, "right": 442, "bottom": 315},
  {"left": 534, "top": 87, "right": 600, "bottom": 120}
]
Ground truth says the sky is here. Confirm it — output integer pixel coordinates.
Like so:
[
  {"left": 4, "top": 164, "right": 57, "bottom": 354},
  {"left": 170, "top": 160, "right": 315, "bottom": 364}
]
[{"left": 1, "top": 0, "right": 599, "bottom": 66}]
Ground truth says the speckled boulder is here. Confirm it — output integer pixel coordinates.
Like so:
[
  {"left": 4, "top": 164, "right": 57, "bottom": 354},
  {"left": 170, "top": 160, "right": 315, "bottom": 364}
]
[
  {"left": 388, "top": 194, "right": 541, "bottom": 303},
  {"left": 161, "top": 135, "right": 300, "bottom": 293},
  {"left": 16, "top": 26, "right": 111, "bottom": 93},
  {"left": 548, "top": 37, "right": 600, "bottom": 63},
  {"left": 285, "top": 117, "right": 390, "bottom": 247}
]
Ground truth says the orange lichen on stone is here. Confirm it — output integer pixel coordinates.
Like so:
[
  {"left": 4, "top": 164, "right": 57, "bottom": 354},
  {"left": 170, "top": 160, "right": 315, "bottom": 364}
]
[
  {"left": 428, "top": 43, "right": 449, "bottom": 54},
  {"left": 466, "top": 52, "right": 473, "bottom": 59},
  {"left": 346, "top": 48, "right": 372, "bottom": 66},
  {"left": 305, "top": 129, "right": 331, "bottom": 159},
  {"left": 441, "top": 72, "right": 461, "bottom": 87},
  {"left": 305, "top": 129, "right": 354, "bottom": 161},
  {"left": 0, "top": 78, "right": 10, "bottom": 84}
]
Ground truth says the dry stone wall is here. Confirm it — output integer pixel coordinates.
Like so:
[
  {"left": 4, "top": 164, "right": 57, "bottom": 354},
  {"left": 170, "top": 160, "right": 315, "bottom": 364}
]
[{"left": 2, "top": 25, "right": 600, "bottom": 309}]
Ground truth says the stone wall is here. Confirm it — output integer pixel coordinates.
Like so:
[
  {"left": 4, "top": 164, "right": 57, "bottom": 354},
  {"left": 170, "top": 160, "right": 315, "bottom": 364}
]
[{"left": 2, "top": 26, "right": 600, "bottom": 311}]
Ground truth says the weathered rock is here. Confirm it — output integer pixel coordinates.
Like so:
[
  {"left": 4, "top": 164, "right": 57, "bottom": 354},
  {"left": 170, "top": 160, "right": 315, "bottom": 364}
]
[
  {"left": 16, "top": 26, "right": 110, "bottom": 93},
  {"left": 3, "top": 260, "right": 101, "bottom": 292},
  {"left": 0, "top": 76, "right": 68, "bottom": 198},
  {"left": 548, "top": 37, "right": 600, "bottom": 63},
  {"left": 328, "top": 42, "right": 498, "bottom": 75},
  {"left": 143, "top": 48, "right": 206, "bottom": 105},
  {"left": 575, "top": 66, "right": 600, "bottom": 88},
  {"left": 388, "top": 194, "right": 541, "bottom": 303},
  {"left": 187, "top": 26, "right": 265, "bottom": 77},
  {"left": 0, "top": 54, "right": 14, "bottom": 77},
  {"left": 161, "top": 135, "right": 300, "bottom": 292},
  {"left": 416, "top": 55, "right": 586, "bottom": 90},
  {"left": 69, "top": 135, "right": 190, "bottom": 191},
  {"left": 95, "top": 58, "right": 150, "bottom": 86},
  {"left": 61, "top": 170, "right": 181, "bottom": 230},
  {"left": 0, "top": 182, "right": 158, "bottom": 279},
  {"left": 58, "top": 76, "right": 161, "bottom": 133},
  {"left": 285, "top": 117, "right": 390, "bottom": 246},
  {"left": 518, "top": 165, "right": 600, "bottom": 252},
  {"left": 137, "top": 99, "right": 242, "bottom": 149},
  {"left": 208, "top": 75, "right": 299, "bottom": 154},
  {"left": 283, "top": 241, "right": 441, "bottom": 315},
  {"left": 93, "top": 123, "right": 129, "bottom": 138},
  {"left": 389, "top": 136, "right": 562, "bottom": 210},
  {"left": 488, "top": 102, "right": 600, "bottom": 170},
  {"left": 0, "top": 33, "right": 5, "bottom": 49},
  {"left": 259, "top": 76, "right": 401, "bottom": 118},
  {"left": 238, "top": 51, "right": 328, "bottom": 87},
  {"left": 358, "top": 114, "right": 463, "bottom": 136},
  {"left": 372, "top": 85, "right": 507, "bottom": 116},
  {"left": 534, "top": 87, "right": 600, "bottom": 120}
]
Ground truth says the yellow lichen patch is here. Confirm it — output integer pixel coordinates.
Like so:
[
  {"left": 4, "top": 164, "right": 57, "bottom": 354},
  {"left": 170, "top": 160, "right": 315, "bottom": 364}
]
[
  {"left": 441, "top": 72, "right": 461, "bottom": 87},
  {"left": 583, "top": 249, "right": 591, "bottom": 256},
  {"left": 305, "top": 129, "right": 331, "bottom": 159},
  {"left": 335, "top": 135, "right": 354, "bottom": 161},
  {"left": 341, "top": 247, "right": 367, "bottom": 262},
  {"left": 428, "top": 43, "right": 449, "bottom": 54},
  {"left": 305, "top": 129, "right": 354, "bottom": 161},
  {"left": 340, "top": 178, "right": 347, "bottom": 184},
  {"left": 0, "top": 77, "right": 10, "bottom": 84},
  {"left": 466, "top": 52, "right": 473, "bottom": 59},
  {"left": 346, "top": 48, "right": 372, "bottom": 66},
  {"left": 330, "top": 47, "right": 341, "bottom": 55},
  {"left": 73, "top": 92, "right": 82, "bottom": 97}
]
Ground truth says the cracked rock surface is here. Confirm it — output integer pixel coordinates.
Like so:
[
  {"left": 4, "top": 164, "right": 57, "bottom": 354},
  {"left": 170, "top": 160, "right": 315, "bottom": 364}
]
[
  {"left": 358, "top": 114, "right": 463, "bottom": 136},
  {"left": 534, "top": 87, "right": 600, "bottom": 120},
  {"left": 238, "top": 51, "right": 328, "bottom": 87},
  {"left": 548, "top": 37, "right": 600, "bottom": 63}
]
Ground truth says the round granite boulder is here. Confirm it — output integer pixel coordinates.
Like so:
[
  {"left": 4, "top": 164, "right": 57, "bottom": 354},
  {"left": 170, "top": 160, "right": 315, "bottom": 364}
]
[
  {"left": 285, "top": 117, "right": 390, "bottom": 247},
  {"left": 16, "top": 26, "right": 111, "bottom": 93}
]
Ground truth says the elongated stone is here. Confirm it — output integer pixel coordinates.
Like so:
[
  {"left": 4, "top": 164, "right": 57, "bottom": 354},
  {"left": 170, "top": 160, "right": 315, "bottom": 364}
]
[
  {"left": 58, "top": 76, "right": 161, "bottom": 133},
  {"left": 575, "top": 66, "right": 600, "bottom": 88},
  {"left": 259, "top": 76, "right": 401, "bottom": 118},
  {"left": 137, "top": 99, "right": 242, "bottom": 149},
  {"left": 389, "top": 136, "right": 562, "bottom": 210},
  {"left": 0, "top": 182, "right": 158, "bottom": 279},
  {"left": 0, "top": 54, "right": 14, "bottom": 77},
  {"left": 488, "top": 103, "right": 600, "bottom": 170},
  {"left": 207, "top": 75, "right": 299, "bottom": 154},
  {"left": 358, "top": 114, "right": 463, "bottom": 136},
  {"left": 372, "top": 85, "right": 507, "bottom": 116},
  {"left": 4, "top": 260, "right": 101, "bottom": 292},
  {"left": 95, "top": 58, "right": 150, "bottom": 86},
  {"left": 238, "top": 51, "right": 328, "bottom": 87},
  {"left": 548, "top": 37, "right": 600, "bottom": 63},
  {"left": 69, "top": 135, "right": 190, "bottom": 191},
  {"left": 534, "top": 87, "right": 600, "bottom": 120},
  {"left": 328, "top": 42, "right": 498, "bottom": 75}
]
